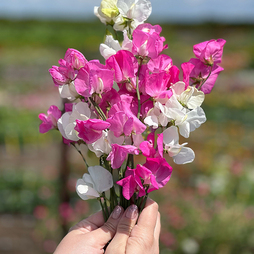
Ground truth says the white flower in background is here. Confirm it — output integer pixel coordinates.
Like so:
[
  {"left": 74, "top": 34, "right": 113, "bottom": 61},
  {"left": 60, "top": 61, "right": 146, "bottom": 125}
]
[
  {"left": 57, "top": 101, "right": 94, "bottom": 141},
  {"left": 171, "top": 81, "right": 205, "bottom": 109},
  {"left": 58, "top": 81, "right": 79, "bottom": 100},
  {"left": 162, "top": 126, "right": 195, "bottom": 164},
  {"left": 181, "top": 238, "right": 199, "bottom": 254},
  {"left": 76, "top": 166, "right": 113, "bottom": 200},
  {"left": 100, "top": 30, "right": 132, "bottom": 59},
  {"left": 94, "top": 0, "right": 119, "bottom": 25},
  {"left": 114, "top": 0, "right": 152, "bottom": 31}
]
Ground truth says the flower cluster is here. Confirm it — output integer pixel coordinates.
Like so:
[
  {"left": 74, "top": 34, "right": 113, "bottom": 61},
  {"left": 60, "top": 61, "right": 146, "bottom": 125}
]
[{"left": 39, "top": 0, "right": 226, "bottom": 218}]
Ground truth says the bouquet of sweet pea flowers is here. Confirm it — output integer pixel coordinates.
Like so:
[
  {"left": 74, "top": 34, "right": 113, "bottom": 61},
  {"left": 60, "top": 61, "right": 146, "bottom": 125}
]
[{"left": 38, "top": 0, "right": 226, "bottom": 221}]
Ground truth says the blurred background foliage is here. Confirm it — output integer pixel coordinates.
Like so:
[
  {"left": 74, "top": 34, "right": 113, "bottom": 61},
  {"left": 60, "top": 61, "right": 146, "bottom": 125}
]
[{"left": 0, "top": 18, "right": 254, "bottom": 254}]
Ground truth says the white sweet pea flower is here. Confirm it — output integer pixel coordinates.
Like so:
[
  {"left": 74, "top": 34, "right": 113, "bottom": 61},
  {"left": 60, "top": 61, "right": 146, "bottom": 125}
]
[
  {"left": 163, "top": 126, "right": 195, "bottom": 164},
  {"left": 76, "top": 166, "right": 113, "bottom": 200},
  {"left": 100, "top": 35, "right": 122, "bottom": 59},
  {"left": 114, "top": 0, "right": 152, "bottom": 31},
  {"left": 87, "top": 130, "right": 124, "bottom": 157},
  {"left": 57, "top": 101, "right": 94, "bottom": 141},
  {"left": 58, "top": 81, "right": 79, "bottom": 100},
  {"left": 156, "top": 95, "right": 206, "bottom": 138},
  {"left": 94, "top": 0, "right": 119, "bottom": 25},
  {"left": 100, "top": 31, "right": 133, "bottom": 59},
  {"left": 172, "top": 81, "right": 205, "bottom": 109},
  {"left": 144, "top": 106, "right": 161, "bottom": 129}
]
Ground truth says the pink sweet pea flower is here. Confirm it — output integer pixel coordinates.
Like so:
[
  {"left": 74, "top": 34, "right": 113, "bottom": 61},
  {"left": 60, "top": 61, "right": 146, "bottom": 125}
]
[
  {"left": 75, "top": 60, "right": 114, "bottom": 98},
  {"left": 145, "top": 72, "right": 173, "bottom": 102},
  {"left": 108, "top": 94, "right": 146, "bottom": 135},
  {"left": 116, "top": 167, "right": 146, "bottom": 200},
  {"left": 167, "top": 65, "right": 180, "bottom": 86},
  {"left": 38, "top": 105, "right": 62, "bottom": 133},
  {"left": 136, "top": 157, "right": 173, "bottom": 193},
  {"left": 147, "top": 54, "right": 173, "bottom": 73},
  {"left": 193, "top": 39, "right": 226, "bottom": 65},
  {"left": 107, "top": 144, "right": 139, "bottom": 169},
  {"left": 132, "top": 23, "right": 168, "bottom": 59},
  {"left": 64, "top": 48, "right": 87, "bottom": 70},
  {"left": 181, "top": 62, "right": 195, "bottom": 89},
  {"left": 107, "top": 111, "right": 134, "bottom": 137},
  {"left": 139, "top": 132, "right": 156, "bottom": 157},
  {"left": 106, "top": 50, "right": 138, "bottom": 84},
  {"left": 74, "top": 119, "right": 110, "bottom": 144},
  {"left": 49, "top": 61, "right": 76, "bottom": 86},
  {"left": 189, "top": 58, "right": 224, "bottom": 94}
]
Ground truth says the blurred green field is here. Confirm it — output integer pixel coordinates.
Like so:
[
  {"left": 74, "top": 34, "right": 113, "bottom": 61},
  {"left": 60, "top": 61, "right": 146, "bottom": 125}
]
[{"left": 0, "top": 19, "right": 254, "bottom": 254}]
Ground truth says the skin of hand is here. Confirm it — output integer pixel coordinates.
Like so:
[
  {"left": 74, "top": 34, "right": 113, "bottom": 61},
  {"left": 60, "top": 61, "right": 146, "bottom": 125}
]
[
  {"left": 53, "top": 198, "right": 160, "bottom": 254},
  {"left": 106, "top": 198, "right": 161, "bottom": 254}
]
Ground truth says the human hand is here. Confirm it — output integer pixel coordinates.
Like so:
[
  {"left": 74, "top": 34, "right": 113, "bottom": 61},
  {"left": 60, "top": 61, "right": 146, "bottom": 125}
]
[
  {"left": 106, "top": 198, "right": 161, "bottom": 254},
  {"left": 54, "top": 205, "right": 125, "bottom": 254},
  {"left": 54, "top": 198, "right": 160, "bottom": 254}
]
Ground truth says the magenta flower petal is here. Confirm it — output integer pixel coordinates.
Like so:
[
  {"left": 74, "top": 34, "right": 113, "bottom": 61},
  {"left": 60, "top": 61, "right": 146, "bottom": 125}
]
[
  {"left": 75, "top": 119, "right": 110, "bottom": 144},
  {"left": 64, "top": 48, "right": 87, "bottom": 70},
  {"left": 38, "top": 105, "right": 62, "bottom": 133},
  {"left": 193, "top": 39, "right": 226, "bottom": 65},
  {"left": 107, "top": 144, "right": 139, "bottom": 169}
]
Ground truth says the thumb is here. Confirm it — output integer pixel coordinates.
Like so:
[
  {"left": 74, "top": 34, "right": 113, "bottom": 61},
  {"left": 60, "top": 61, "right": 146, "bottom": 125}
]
[{"left": 88, "top": 205, "right": 124, "bottom": 248}]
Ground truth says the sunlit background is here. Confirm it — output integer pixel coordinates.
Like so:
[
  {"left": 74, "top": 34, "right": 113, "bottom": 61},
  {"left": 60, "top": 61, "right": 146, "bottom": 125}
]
[{"left": 0, "top": 0, "right": 254, "bottom": 253}]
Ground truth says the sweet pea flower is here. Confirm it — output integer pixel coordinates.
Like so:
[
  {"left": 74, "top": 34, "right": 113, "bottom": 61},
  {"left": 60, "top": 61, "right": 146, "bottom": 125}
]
[
  {"left": 57, "top": 101, "right": 94, "bottom": 141},
  {"left": 94, "top": 0, "right": 119, "bottom": 25},
  {"left": 107, "top": 144, "right": 139, "bottom": 169},
  {"left": 171, "top": 81, "right": 205, "bottom": 109},
  {"left": 58, "top": 82, "right": 79, "bottom": 100},
  {"left": 147, "top": 54, "right": 173, "bottom": 73},
  {"left": 49, "top": 61, "right": 75, "bottom": 86},
  {"left": 189, "top": 58, "right": 224, "bottom": 94},
  {"left": 106, "top": 50, "right": 138, "bottom": 85},
  {"left": 76, "top": 166, "right": 113, "bottom": 200},
  {"left": 116, "top": 167, "right": 146, "bottom": 200},
  {"left": 100, "top": 31, "right": 132, "bottom": 59},
  {"left": 136, "top": 157, "right": 172, "bottom": 192},
  {"left": 75, "top": 119, "right": 111, "bottom": 144},
  {"left": 193, "top": 39, "right": 226, "bottom": 65},
  {"left": 158, "top": 126, "right": 195, "bottom": 164},
  {"left": 139, "top": 132, "right": 156, "bottom": 158},
  {"left": 87, "top": 130, "right": 124, "bottom": 157},
  {"left": 107, "top": 111, "right": 134, "bottom": 137},
  {"left": 75, "top": 60, "right": 114, "bottom": 97},
  {"left": 108, "top": 94, "right": 147, "bottom": 135},
  {"left": 114, "top": 0, "right": 152, "bottom": 32},
  {"left": 99, "top": 88, "right": 121, "bottom": 115},
  {"left": 145, "top": 72, "right": 173, "bottom": 103},
  {"left": 64, "top": 48, "right": 87, "bottom": 70},
  {"left": 39, "top": 105, "right": 62, "bottom": 133},
  {"left": 132, "top": 23, "right": 167, "bottom": 59},
  {"left": 181, "top": 62, "right": 195, "bottom": 88},
  {"left": 156, "top": 96, "right": 206, "bottom": 138}
]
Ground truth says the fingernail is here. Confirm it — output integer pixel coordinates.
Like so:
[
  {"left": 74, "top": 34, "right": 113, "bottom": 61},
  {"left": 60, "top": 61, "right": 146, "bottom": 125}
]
[
  {"left": 126, "top": 205, "right": 138, "bottom": 219},
  {"left": 112, "top": 206, "right": 122, "bottom": 219}
]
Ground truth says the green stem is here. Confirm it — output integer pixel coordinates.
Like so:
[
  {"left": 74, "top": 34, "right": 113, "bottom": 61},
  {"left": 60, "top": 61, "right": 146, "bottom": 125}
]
[
  {"left": 89, "top": 97, "right": 107, "bottom": 121},
  {"left": 71, "top": 143, "right": 89, "bottom": 169},
  {"left": 99, "top": 198, "right": 107, "bottom": 222},
  {"left": 197, "top": 64, "right": 213, "bottom": 90},
  {"left": 139, "top": 193, "right": 148, "bottom": 212},
  {"left": 136, "top": 59, "right": 143, "bottom": 120}
]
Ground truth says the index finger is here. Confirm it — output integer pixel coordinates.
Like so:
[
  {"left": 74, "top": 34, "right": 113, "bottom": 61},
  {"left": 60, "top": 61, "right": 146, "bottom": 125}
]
[{"left": 70, "top": 210, "right": 105, "bottom": 233}]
